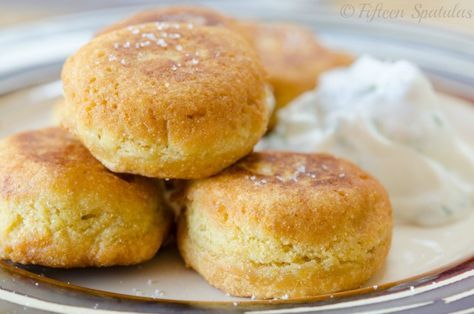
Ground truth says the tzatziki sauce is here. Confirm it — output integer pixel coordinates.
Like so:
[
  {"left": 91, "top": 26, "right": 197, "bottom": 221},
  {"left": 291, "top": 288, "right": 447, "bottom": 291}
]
[{"left": 258, "top": 57, "right": 474, "bottom": 226}]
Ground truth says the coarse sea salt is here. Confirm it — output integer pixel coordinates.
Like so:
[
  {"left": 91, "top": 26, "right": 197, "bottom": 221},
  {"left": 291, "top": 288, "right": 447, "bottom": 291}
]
[
  {"left": 142, "top": 33, "right": 157, "bottom": 41},
  {"left": 168, "top": 33, "right": 181, "bottom": 39},
  {"left": 247, "top": 175, "right": 267, "bottom": 186},
  {"left": 156, "top": 38, "right": 168, "bottom": 47},
  {"left": 129, "top": 27, "right": 140, "bottom": 35}
]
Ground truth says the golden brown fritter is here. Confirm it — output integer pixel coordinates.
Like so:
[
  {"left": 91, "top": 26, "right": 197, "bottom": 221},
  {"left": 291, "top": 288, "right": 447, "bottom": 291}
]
[
  {"left": 178, "top": 152, "right": 392, "bottom": 298},
  {"left": 61, "top": 23, "right": 270, "bottom": 179},
  {"left": 0, "top": 128, "right": 172, "bottom": 268}
]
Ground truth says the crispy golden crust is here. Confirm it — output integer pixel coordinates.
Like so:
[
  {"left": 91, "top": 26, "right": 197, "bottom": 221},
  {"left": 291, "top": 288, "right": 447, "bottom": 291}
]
[
  {"left": 239, "top": 22, "right": 353, "bottom": 128},
  {"left": 96, "top": 6, "right": 242, "bottom": 36},
  {"left": 61, "top": 23, "right": 269, "bottom": 179},
  {"left": 177, "top": 152, "right": 392, "bottom": 298},
  {"left": 0, "top": 128, "right": 172, "bottom": 268}
]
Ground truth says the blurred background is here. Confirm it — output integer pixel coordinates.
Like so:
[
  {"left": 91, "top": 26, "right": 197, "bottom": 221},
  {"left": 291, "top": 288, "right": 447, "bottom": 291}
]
[
  {"left": 0, "top": 0, "right": 472, "bottom": 33},
  {"left": 0, "top": 0, "right": 471, "bottom": 97}
]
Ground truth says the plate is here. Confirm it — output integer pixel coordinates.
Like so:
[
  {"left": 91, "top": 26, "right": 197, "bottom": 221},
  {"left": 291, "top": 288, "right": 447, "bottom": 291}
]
[{"left": 0, "top": 2, "right": 473, "bottom": 313}]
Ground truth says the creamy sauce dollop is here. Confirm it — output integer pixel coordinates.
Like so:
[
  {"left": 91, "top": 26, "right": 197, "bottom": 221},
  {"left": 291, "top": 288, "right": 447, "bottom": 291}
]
[{"left": 258, "top": 57, "right": 474, "bottom": 226}]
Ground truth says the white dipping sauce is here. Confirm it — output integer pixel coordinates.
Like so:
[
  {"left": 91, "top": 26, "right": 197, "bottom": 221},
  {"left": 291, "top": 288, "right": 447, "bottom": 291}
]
[{"left": 258, "top": 57, "right": 474, "bottom": 226}]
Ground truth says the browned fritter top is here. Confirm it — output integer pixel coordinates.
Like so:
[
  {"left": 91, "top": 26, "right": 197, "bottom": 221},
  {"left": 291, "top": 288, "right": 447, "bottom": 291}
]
[
  {"left": 182, "top": 151, "right": 392, "bottom": 246},
  {"left": 0, "top": 128, "right": 154, "bottom": 199},
  {"left": 96, "top": 6, "right": 241, "bottom": 36}
]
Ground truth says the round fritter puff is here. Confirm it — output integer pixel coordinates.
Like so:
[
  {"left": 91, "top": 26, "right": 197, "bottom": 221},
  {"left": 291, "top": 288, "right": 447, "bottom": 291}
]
[
  {"left": 61, "top": 23, "right": 270, "bottom": 179},
  {"left": 178, "top": 152, "right": 392, "bottom": 299},
  {"left": 240, "top": 22, "right": 353, "bottom": 128},
  {"left": 0, "top": 128, "right": 172, "bottom": 268},
  {"left": 96, "top": 5, "right": 242, "bottom": 36}
]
